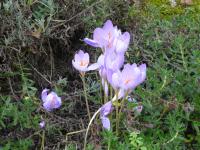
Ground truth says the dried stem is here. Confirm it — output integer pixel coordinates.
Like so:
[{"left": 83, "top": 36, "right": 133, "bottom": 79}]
[
  {"left": 81, "top": 75, "right": 91, "bottom": 120},
  {"left": 83, "top": 108, "right": 101, "bottom": 150}
]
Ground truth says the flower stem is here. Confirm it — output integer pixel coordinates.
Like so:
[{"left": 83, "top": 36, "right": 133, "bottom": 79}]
[
  {"left": 115, "top": 90, "right": 119, "bottom": 136},
  {"left": 104, "top": 80, "right": 108, "bottom": 103},
  {"left": 84, "top": 108, "right": 101, "bottom": 150},
  {"left": 40, "top": 130, "right": 45, "bottom": 150},
  {"left": 117, "top": 92, "right": 128, "bottom": 135},
  {"left": 110, "top": 85, "right": 113, "bottom": 100},
  {"left": 81, "top": 75, "right": 91, "bottom": 120}
]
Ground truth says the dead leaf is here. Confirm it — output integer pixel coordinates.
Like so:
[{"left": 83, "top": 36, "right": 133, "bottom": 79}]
[{"left": 31, "top": 30, "right": 41, "bottom": 39}]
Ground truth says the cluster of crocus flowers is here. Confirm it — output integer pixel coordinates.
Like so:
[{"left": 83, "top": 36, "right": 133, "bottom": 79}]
[{"left": 73, "top": 20, "right": 147, "bottom": 131}]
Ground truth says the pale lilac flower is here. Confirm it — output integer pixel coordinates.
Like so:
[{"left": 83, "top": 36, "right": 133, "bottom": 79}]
[
  {"left": 104, "top": 50, "right": 124, "bottom": 71},
  {"left": 120, "top": 63, "right": 147, "bottom": 91},
  {"left": 109, "top": 63, "right": 146, "bottom": 99},
  {"left": 39, "top": 121, "right": 45, "bottom": 128},
  {"left": 114, "top": 32, "right": 130, "bottom": 53},
  {"left": 84, "top": 20, "right": 116, "bottom": 49},
  {"left": 41, "top": 89, "right": 62, "bottom": 111},
  {"left": 100, "top": 101, "right": 113, "bottom": 130},
  {"left": 109, "top": 70, "right": 121, "bottom": 90},
  {"left": 72, "top": 50, "right": 98, "bottom": 74},
  {"left": 101, "top": 117, "right": 111, "bottom": 130},
  {"left": 84, "top": 20, "right": 130, "bottom": 53}
]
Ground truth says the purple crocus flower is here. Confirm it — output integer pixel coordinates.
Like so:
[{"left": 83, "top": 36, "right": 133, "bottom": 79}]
[
  {"left": 41, "top": 89, "right": 62, "bottom": 111},
  {"left": 110, "top": 63, "right": 147, "bottom": 99},
  {"left": 100, "top": 101, "right": 113, "bottom": 130},
  {"left": 72, "top": 50, "right": 99, "bottom": 75},
  {"left": 104, "top": 50, "right": 124, "bottom": 71},
  {"left": 84, "top": 20, "right": 130, "bottom": 54},
  {"left": 114, "top": 32, "right": 130, "bottom": 53},
  {"left": 120, "top": 63, "right": 147, "bottom": 91},
  {"left": 84, "top": 20, "right": 116, "bottom": 49}
]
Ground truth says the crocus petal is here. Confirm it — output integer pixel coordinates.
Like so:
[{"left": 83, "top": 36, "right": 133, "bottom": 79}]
[
  {"left": 111, "top": 70, "right": 121, "bottom": 90},
  {"left": 103, "top": 20, "right": 113, "bottom": 31},
  {"left": 93, "top": 28, "right": 107, "bottom": 47},
  {"left": 104, "top": 81, "right": 109, "bottom": 96},
  {"left": 72, "top": 60, "right": 88, "bottom": 72},
  {"left": 139, "top": 64, "right": 147, "bottom": 83},
  {"left": 106, "top": 69, "right": 113, "bottom": 85},
  {"left": 102, "top": 79, "right": 109, "bottom": 96},
  {"left": 105, "top": 51, "right": 124, "bottom": 71},
  {"left": 76, "top": 50, "right": 85, "bottom": 58},
  {"left": 99, "top": 67, "right": 107, "bottom": 79},
  {"left": 84, "top": 38, "right": 99, "bottom": 47},
  {"left": 112, "top": 88, "right": 125, "bottom": 102},
  {"left": 41, "top": 88, "right": 49, "bottom": 102},
  {"left": 118, "top": 89, "right": 125, "bottom": 99},
  {"left": 43, "top": 92, "right": 61, "bottom": 111},
  {"left": 115, "top": 32, "right": 130, "bottom": 53},
  {"left": 100, "top": 101, "right": 112, "bottom": 116},
  {"left": 97, "top": 54, "right": 105, "bottom": 67},
  {"left": 121, "top": 63, "right": 141, "bottom": 90},
  {"left": 50, "top": 92, "right": 62, "bottom": 108},
  {"left": 87, "top": 63, "right": 100, "bottom": 71},
  {"left": 101, "top": 117, "right": 111, "bottom": 130}
]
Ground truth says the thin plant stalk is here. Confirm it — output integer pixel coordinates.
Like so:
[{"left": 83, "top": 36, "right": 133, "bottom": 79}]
[
  {"left": 118, "top": 92, "right": 128, "bottom": 126},
  {"left": 40, "top": 130, "right": 45, "bottom": 150},
  {"left": 110, "top": 85, "right": 113, "bottom": 100},
  {"left": 115, "top": 90, "right": 119, "bottom": 135},
  {"left": 81, "top": 75, "right": 91, "bottom": 120},
  {"left": 84, "top": 95, "right": 119, "bottom": 150},
  {"left": 84, "top": 108, "right": 101, "bottom": 150}
]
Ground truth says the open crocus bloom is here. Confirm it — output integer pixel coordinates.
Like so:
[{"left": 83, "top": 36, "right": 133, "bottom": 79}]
[
  {"left": 41, "top": 89, "right": 62, "bottom": 111},
  {"left": 84, "top": 20, "right": 116, "bottom": 49},
  {"left": 84, "top": 20, "right": 130, "bottom": 54},
  {"left": 72, "top": 50, "right": 99, "bottom": 73},
  {"left": 100, "top": 101, "right": 113, "bottom": 130},
  {"left": 109, "top": 63, "right": 147, "bottom": 100},
  {"left": 120, "top": 63, "right": 147, "bottom": 91}
]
